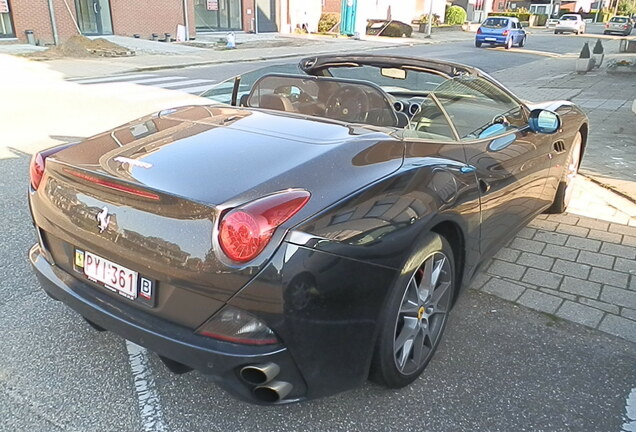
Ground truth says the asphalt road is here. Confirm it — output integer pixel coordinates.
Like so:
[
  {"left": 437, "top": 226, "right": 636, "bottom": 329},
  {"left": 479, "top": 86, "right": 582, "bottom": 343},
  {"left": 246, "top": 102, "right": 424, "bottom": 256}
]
[
  {"left": 145, "top": 23, "right": 626, "bottom": 84},
  {"left": 2, "top": 36, "right": 636, "bottom": 431}
]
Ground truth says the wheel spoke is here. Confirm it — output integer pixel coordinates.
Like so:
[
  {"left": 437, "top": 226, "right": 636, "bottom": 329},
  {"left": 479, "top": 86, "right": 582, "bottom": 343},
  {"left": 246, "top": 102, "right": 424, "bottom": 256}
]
[
  {"left": 430, "top": 256, "right": 446, "bottom": 287},
  {"left": 411, "top": 327, "right": 427, "bottom": 366},
  {"left": 429, "top": 281, "right": 452, "bottom": 314},
  {"left": 395, "top": 316, "right": 419, "bottom": 368}
]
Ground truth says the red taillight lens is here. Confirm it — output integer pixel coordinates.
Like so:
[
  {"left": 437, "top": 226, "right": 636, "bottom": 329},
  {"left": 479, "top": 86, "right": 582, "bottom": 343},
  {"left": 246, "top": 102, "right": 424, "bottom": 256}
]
[
  {"left": 29, "top": 142, "right": 78, "bottom": 190},
  {"left": 29, "top": 153, "right": 46, "bottom": 190},
  {"left": 502, "top": 30, "right": 509, "bottom": 36},
  {"left": 477, "top": 27, "right": 482, "bottom": 34},
  {"left": 219, "top": 190, "right": 310, "bottom": 263}
]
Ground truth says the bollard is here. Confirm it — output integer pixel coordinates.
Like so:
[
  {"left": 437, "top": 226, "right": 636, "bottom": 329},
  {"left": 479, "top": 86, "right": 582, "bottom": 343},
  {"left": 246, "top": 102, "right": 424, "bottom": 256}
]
[
  {"left": 226, "top": 32, "right": 236, "bottom": 49},
  {"left": 25, "top": 30, "right": 36, "bottom": 45}
]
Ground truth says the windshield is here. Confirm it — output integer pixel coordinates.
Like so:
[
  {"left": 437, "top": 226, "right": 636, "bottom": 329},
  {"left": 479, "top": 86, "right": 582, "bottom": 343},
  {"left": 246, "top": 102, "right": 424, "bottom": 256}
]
[
  {"left": 560, "top": 15, "right": 578, "bottom": 20},
  {"left": 610, "top": 17, "right": 628, "bottom": 23},
  {"left": 200, "top": 63, "right": 304, "bottom": 104},
  {"left": 325, "top": 64, "right": 446, "bottom": 96},
  {"left": 482, "top": 18, "right": 510, "bottom": 28}
]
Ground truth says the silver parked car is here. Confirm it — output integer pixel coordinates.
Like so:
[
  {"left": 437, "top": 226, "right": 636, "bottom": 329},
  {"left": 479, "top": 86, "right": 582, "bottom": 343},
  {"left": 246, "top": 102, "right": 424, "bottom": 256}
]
[
  {"left": 555, "top": 14, "right": 586, "bottom": 34},
  {"left": 604, "top": 16, "right": 633, "bottom": 36}
]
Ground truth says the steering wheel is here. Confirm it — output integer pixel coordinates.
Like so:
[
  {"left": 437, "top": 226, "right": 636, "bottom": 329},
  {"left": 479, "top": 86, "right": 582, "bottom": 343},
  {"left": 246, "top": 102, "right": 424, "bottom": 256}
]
[{"left": 324, "top": 85, "right": 370, "bottom": 123}]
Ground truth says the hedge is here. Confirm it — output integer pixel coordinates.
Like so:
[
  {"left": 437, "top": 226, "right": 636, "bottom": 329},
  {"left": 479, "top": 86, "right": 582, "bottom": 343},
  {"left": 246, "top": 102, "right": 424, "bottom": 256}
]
[
  {"left": 446, "top": 5, "right": 467, "bottom": 25},
  {"left": 318, "top": 13, "right": 340, "bottom": 33},
  {"left": 487, "top": 11, "right": 531, "bottom": 21}
]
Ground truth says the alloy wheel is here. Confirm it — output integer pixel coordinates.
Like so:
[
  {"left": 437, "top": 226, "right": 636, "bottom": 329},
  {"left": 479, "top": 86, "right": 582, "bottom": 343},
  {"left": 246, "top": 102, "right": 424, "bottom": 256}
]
[{"left": 392, "top": 251, "right": 453, "bottom": 375}]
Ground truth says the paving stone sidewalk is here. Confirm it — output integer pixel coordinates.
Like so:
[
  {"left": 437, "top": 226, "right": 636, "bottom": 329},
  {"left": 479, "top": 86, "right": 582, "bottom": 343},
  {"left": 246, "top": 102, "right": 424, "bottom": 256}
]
[{"left": 473, "top": 177, "right": 636, "bottom": 344}]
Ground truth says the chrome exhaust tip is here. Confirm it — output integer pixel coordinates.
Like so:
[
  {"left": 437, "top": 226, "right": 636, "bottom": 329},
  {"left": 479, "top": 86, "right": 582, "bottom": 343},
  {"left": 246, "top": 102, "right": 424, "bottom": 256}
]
[
  {"left": 240, "top": 362, "right": 280, "bottom": 385},
  {"left": 253, "top": 381, "right": 293, "bottom": 403}
]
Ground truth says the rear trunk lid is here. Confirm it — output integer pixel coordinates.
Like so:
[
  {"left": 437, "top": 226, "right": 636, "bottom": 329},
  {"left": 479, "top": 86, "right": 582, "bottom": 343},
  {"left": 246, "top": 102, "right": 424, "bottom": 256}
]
[{"left": 31, "top": 105, "right": 404, "bottom": 328}]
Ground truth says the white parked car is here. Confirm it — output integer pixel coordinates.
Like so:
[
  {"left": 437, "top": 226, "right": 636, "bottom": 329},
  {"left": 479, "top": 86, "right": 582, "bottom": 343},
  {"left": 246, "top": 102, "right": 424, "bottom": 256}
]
[{"left": 555, "top": 14, "right": 586, "bottom": 34}]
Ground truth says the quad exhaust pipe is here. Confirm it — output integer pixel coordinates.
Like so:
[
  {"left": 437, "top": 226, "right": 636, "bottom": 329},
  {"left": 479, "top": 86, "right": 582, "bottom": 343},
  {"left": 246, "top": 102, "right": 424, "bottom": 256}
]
[
  {"left": 239, "top": 362, "right": 293, "bottom": 402},
  {"left": 240, "top": 362, "right": 280, "bottom": 385},
  {"left": 254, "top": 380, "right": 293, "bottom": 403}
]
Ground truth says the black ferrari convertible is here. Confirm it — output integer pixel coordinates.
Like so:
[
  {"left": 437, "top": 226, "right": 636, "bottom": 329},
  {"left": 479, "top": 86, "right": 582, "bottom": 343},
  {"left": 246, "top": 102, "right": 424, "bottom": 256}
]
[{"left": 28, "top": 54, "right": 587, "bottom": 404}]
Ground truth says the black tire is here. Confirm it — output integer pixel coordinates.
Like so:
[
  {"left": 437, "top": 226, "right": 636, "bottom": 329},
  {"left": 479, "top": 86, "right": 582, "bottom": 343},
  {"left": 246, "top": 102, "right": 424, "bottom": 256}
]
[
  {"left": 519, "top": 36, "right": 526, "bottom": 47},
  {"left": 475, "top": 40, "right": 482, "bottom": 47},
  {"left": 505, "top": 38, "right": 513, "bottom": 49},
  {"left": 370, "top": 233, "right": 456, "bottom": 388},
  {"left": 555, "top": 30, "right": 560, "bottom": 34},
  {"left": 546, "top": 131, "right": 583, "bottom": 214}
]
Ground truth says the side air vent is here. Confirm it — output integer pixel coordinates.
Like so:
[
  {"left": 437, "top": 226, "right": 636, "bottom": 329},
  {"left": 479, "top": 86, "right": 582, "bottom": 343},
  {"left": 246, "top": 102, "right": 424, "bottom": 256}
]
[{"left": 553, "top": 140, "right": 566, "bottom": 153}]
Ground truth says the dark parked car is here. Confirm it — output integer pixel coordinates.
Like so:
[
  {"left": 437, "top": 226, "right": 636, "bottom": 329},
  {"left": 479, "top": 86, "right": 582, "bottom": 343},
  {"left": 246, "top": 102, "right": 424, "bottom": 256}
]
[
  {"left": 475, "top": 16, "right": 527, "bottom": 49},
  {"left": 29, "top": 54, "right": 588, "bottom": 404}
]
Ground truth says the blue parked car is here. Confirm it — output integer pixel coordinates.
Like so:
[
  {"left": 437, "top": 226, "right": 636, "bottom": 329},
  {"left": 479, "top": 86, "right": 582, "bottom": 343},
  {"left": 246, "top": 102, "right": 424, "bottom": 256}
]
[{"left": 475, "top": 16, "right": 526, "bottom": 49}]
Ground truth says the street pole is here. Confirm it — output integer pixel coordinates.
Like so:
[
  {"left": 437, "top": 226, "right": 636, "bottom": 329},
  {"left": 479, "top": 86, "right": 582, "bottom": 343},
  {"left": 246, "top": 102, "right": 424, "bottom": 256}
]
[
  {"left": 426, "top": 0, "right": 434, "bottom": 37},
  {"left": 182, "top": 0, "right": 189, "bottom": 41},
  {"left": 47, "top": 0, "right": 59, "bottom": 45},
  {"left": 254, "top": 0, "right": 259, "bottom": 34}
]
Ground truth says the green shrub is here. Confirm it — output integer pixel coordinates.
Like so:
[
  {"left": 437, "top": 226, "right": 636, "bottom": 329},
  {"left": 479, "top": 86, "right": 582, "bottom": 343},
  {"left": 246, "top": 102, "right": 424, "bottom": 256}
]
[
  {"left": 579, "top": 42, "right": 590, "bottom": 58},
  {"left": 487, "top": 11, "right": 531, "bottom": 21},
  {"left": 380, "top": 21, "right": 413, "bottom": 37},
  {"left": 446, "top": 6, "right": 467, "bottom": 25},
  {"left": 318, "top": 13, "right": 340, "bottom": 33},
  {"left": 593, "top": 39, "right": 604, "bottom": 54},
  {"left": 419, "top": 13, "right": 441, "bottom": 25}
]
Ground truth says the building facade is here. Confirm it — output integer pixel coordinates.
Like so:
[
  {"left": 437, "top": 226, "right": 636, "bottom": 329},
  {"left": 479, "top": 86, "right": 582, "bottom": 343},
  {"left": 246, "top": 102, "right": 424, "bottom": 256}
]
[{"left": 0, "top": 0, "right": 283, "bottom": 45}]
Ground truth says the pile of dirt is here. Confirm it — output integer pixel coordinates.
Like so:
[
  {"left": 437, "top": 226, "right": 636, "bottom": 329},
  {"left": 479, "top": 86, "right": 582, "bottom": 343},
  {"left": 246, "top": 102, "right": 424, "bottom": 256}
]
[{"left": 27, "top": 35, "right": 134, "bottom": 59}]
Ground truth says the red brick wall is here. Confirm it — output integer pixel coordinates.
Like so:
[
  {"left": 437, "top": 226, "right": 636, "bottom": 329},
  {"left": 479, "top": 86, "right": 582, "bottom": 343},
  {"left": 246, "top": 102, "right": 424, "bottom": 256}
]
[
  {"left": 8, "top": 0, "right": 81, "bottom": 45},
  {"left": 322, "top": 0, "right": 341, "bottom": 14},
  {"left": 110, "top": 0, "right": 193, "bottom": 40}
]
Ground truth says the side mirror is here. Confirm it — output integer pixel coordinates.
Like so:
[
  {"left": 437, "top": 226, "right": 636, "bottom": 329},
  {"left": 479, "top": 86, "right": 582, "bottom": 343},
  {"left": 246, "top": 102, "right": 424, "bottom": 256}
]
[{"left": 528, "top": 109, "right": 561, "bottom": 134}]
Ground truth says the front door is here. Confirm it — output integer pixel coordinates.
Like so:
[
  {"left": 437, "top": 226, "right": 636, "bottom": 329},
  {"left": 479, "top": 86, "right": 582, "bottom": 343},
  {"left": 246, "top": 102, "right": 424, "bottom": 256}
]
[
  {"left": 434, "top": 76, "right": 552, "bottom": 257},
  {"left": 75, "top": 0, "right": 113, "bottom": 35}
]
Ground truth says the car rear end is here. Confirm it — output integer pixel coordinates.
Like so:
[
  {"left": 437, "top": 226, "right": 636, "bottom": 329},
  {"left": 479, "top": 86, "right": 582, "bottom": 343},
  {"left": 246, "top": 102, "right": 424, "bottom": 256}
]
[
  {"left": 605, "top": 16, "right": 632, "bottom": 35},
  {"left": 555, "top": 14, "right": 581, "bottom": 33},
  {"left": 27, "top": 106, "right": 406, "bottom": 403},
  {"left": 476, "top": 17, "right": 511, "bottom": 45}
]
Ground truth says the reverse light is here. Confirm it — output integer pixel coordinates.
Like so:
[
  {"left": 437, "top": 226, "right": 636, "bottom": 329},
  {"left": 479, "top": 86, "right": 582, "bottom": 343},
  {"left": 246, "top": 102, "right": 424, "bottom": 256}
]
[
  {"left": 197, "top": 306, "right": 279, "bottom": 345},
  {"left": 29, "top": 142, "right": 78, "bottom": 190},
  {"left": 219, "top": 190, "right": 310, "bottom": 263}
]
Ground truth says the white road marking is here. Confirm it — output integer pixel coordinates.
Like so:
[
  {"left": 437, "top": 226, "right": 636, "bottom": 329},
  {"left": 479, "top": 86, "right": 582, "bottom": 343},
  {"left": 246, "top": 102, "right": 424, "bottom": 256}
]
[
  {"left": 175, "top": 83, "right": 219, "bottom": 94},
  {"left": 623, "top": 386, "right": 636, "bottom": 432},
  {"left": 155, "top": 79, "right": 215, "bottom": 88},
  {"left": 126, "top": 340, "right": 167, "bottom": 432},
  {"left": 72, "top": 74, "right": 155, "bottom": 84},
  {"left": 125, "top": 76, "right": 187, "bottom": 84}
]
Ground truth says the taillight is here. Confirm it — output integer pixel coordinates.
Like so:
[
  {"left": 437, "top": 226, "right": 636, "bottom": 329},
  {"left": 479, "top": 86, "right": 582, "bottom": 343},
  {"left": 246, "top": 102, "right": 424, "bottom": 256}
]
[
  {"left": 477, "top": 27, "right": 482, "bottom": 34},
  {"left": 29, "top": 153, "right": 46, "bottom": 190},
  {"left": 219, "top": 190, "right": 310, "bottom": 263},
  {"left": 29, "top": 142, "right": 77, "bottom": 190},
  {"left": 503, "top": 30, "right": 509, "bottom": 36}
]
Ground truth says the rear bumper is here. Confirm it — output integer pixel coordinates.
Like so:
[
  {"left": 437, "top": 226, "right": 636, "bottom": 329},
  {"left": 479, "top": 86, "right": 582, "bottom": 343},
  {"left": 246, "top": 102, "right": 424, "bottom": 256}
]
[
  {"left": 555, "top": 26, "right": 579, "bottom": 32},
  {"left": 29, "top": 244, "right": 307, "bottom": 404},
  {"left": 476, "top": 35, "right": 508, "bottom": 44}
]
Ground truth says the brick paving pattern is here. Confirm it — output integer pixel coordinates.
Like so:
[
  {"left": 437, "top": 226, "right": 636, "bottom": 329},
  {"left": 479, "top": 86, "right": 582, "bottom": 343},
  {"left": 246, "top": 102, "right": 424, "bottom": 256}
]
[{"left": 475, "top": 210, "right": 636, "bottom": 344}]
